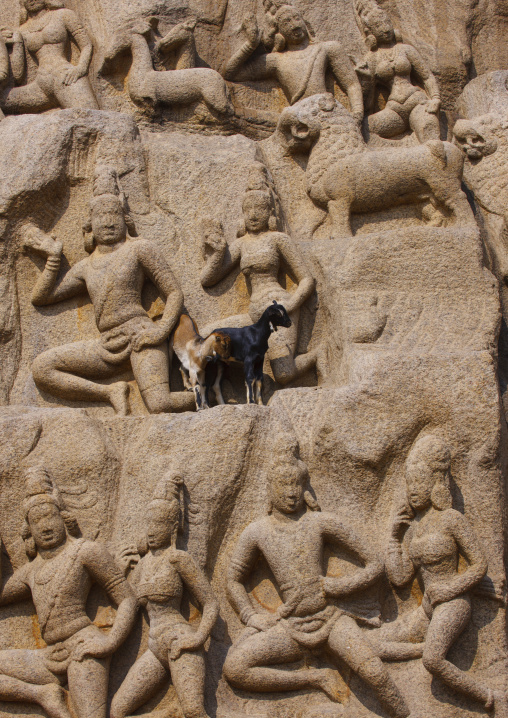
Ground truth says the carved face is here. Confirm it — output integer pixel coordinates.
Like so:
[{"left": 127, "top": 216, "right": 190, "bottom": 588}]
[
  {"left": 275, "top": 7, "right": 308, "bottom": 45},
  {"left": 91, "top": 199, "right": 127, "bottom": 246},
  {"left": 405, "top": 456, "right": 439, "bottom": 510},
  {"left": 456, "top": 130, "right": 489, "bottom": 159},
  {"left": 27, "top": 502, "right": 66, "bottom": 551},
  {"left": 243, "top": 193, "right": 272, "bottom": 234},
  {"left": 146, "top": 500, "right": 178, "bottom": 549},
  {"left": 360, "top": 5, "right": 394, "bottom": 44},
  {"left": 270, "top": 460, "right": 307, "bottom": 514},
  {"left": 24, "top": 0, "right": 47, "bottom": 13}
]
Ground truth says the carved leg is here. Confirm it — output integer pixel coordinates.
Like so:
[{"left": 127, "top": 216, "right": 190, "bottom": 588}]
[
  {"left": 111, "top": 650, "right": 167, "bottom": 718},
  {"left": 327, "top": 615, "right": 411, "bottom": 718},
  {"left": 131, "top": 344, "right": 171, "bottom": 414},
  {"left": 409, "top": 104, "right": 441, "bottom": 142},
  {"left": 31, "top": 340, "right": 129, "bottom": 415},
  {"left": 367, "top": 107, "right": 407, "bottom": 140},
  {"left": 422, "top": 597, "right": 492, "bottom": 707},
  {"left": 67, "top": 655, "right": 109, "bottom": 718},
  {"left": 52, "top": 75, "right": 99, "bottom": 110},
  {"left": 327, "top": 198, "right": 353, "bottom": 239},
  {"left": 223, "top": 624, "right": 338, "bottom": 698},
  {"left": 0, "top": 649, "right": 69, "bottom": 718},
  {"left": 371, "top": 604, "right": 428, "bottom": 661},
  {"left": 169, "top": 647, "right": 209, "bottom": 718},
  {"left": 2, "top": 81, "right": 53, "bottom": 114}
]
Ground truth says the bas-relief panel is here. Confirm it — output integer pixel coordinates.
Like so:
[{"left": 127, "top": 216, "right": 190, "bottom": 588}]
[{"left": 0, "top": 0, "right": 506, "bottom": 717}]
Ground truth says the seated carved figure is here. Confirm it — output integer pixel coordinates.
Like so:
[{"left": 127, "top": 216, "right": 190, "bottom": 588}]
[
  {"left": 25, "top": 166, "right": 194, "bottom": 415},
  {"left": 224, "top": 450, "right": 415, "bottom": 718},
  {"left": 0, "top": 0, "right": 98, "bottom": 114},
  {"left": 112, "top": 473, "right": 219, "bottom": 718},
  {"left": 375, "top": 434, "right": 508, "bottom": 717},
  {"left": 275, "top": 93, "right": 475, "bottom": 238},
  {"left": 222, "top": 1, "right": 363, "bottom": 119},
  {"left": 102, "top": 19, "right": 233, "bottom": 118},
  {"left": 0, "top": 466, "right": 137, "bottom": 718},
  {"left": 353, "top": 0, "right": 441, "bottom": 142}
]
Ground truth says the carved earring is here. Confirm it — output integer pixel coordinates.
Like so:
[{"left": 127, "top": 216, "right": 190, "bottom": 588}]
[
  {"left": 430, "top": 473, "right": 452, "bottom": 511},
  {"left": 365, "top": 34, "right": 377, "bottom": 50},
  {"left": 268, "top": 215, "right": 278, "bottom": 231}
]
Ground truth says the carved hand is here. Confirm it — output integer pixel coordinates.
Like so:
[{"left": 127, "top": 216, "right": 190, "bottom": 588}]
[
  {"left": 130, "top": 324, "right": 165, "bottom": 352},
  {"left": 72, "top": 631, "right": 115, "bottom": 662},
  {"left": 426, "top": 98, "right": 441, "bottom": 115},
  {"left": 0, "top": 27, "right": 22, "bottom": 45},
  {"left": 241, "top": 15, "right": 260, "bottom": 47},
  {"left": 23, "top": 229, "right": 63, "bottom": 259},
  {"left": 116, "top": 545, "right": 140, "bottom": 575},
  {"left": 63, "top": 66, "right": 84, "bottom": 86},
  {"left": 424, "top": 584, "right": 451, "bottom": 608},
  {"left": 203, "top": 230, "right": 227, "bottom": 254},
  {"left": 391, "top": 502, "right": 414, "bottom": 539},
  {"left": 169, "top": 632, "right": 206, "bottom": 660},
  {"left": 246, "top": 613, "right": 278, "bottom": 632}
]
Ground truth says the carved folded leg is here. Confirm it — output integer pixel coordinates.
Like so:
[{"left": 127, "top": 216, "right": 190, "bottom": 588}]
[
  {"left": 111, "top": 650, "right": 167, "bottom": 718},
  {"left": 372, "top": 604, "right": 429, "bottom": 661},
  {"left": 366, "top": 107, "right": 407, "bottom": 140},
  {"left": 223, "top": 624, "right": 341, "bottom": 699},
  {"left": 32, "top": 341, "right": 130, "bottom": 415},
  {"left": 409, "top": 103, "right": 441, "bottom": 143},
  {"left": 169, "top": 648, "right": 209, "bottom": 718},
  {"left": 421, "top": 597, "right": 492, "bottom": 708},
  {"left": 2, "top": 80, "right": 54, "bottom": 114},
  {"left": 0, "top": 648, "right": 69, "bottom": 718},
  {"left": 51, "top": 75, "right": 99, "bottom": 111},
  {"left": 327, "top": 615, "right": 411, "bottom": 718}
]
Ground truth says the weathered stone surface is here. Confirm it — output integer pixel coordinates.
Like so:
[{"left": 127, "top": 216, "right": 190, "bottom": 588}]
[{"left": 0, "top": 1, "right": 507, "bottom": 717}]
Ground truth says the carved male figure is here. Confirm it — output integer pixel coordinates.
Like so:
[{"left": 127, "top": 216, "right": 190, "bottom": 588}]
[
  {"left": 221, "top": 2, "right": 363, "bottom": 118},
  {"left": 112, "top": 473, "right": 219, "bottom": 718},
  {"left": 0, "top": 466, "right": 137, "bottom": 718},
  {"left": 25, "top": 166, "right": 193, "bottom": 414},
  {"left": 0, "top": 0, "right": 98, "bottom": 114},
  {"left": 378, "top": 434, "right": 508, "bottom": 717},
  {"left": 223, "top": 451, "right": 414, "bottom": 718}
]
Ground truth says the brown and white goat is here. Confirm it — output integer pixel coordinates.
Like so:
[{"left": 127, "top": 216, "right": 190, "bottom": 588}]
[{"left": 170, "top": 314, "right": 231, "bottom": 410}]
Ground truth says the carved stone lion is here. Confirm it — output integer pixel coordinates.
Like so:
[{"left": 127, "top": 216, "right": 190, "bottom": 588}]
[{"left": 275, "top": 93, "right": 476, "bottom": 238}]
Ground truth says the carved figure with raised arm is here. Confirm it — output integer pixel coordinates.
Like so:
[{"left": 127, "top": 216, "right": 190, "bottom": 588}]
[
  {"left": 0, "top": 0, "right": 98, "bottom": 114},
  {"left": 221, "top": 1, "right": 363, "bottom": 119},
  {"left": 102, "top": 18, "right": 233, "bottom": 118},
  {"left": 201, "top": 163, "right": 317, "bottom": 387},
  {"left": 0, "top": 466, "right": 137, "bottom": 718},
  {"left": 223, "top": 449, "right": 414, "bottom": 718},
  {"left": 24, "top": 165, "right": 194, "bottom": 415},
  {"left": 353, "top": 0, "right": 441, "bottom": 142},
  {"left": 112, "top": 472, "right": 219, "bottom": 718},
  {"left": 377, "top": 434, "right": 508, "bottom": 717}
]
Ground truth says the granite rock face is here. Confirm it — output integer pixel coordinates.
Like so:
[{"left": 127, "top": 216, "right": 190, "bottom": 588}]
[{"left": 0, "top": 1, "right": 507, "bottom": 718}]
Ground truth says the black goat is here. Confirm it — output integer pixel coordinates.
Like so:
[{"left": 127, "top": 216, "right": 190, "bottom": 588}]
[{"left": 207, "top": 302, "right": 291, "bottom": 405}]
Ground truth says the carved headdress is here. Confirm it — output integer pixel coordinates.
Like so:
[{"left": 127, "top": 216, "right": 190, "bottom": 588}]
[
  {"left": 354, "top": 0, "right": 400, "bottom": 49},
  {"left": 22, "top": 466, "right": 80, "bottom": 558},
  {"left": 239, "top": 162, "right": 280, "bottom": 235},
  {"left": 149, "top": 471, "right": 185, "bottom": 545},
  {"left": 406, "top": 434, "right": 453, "bottom": 511},
  {"left": 83, "top": 164, "right": 136, "bottom": 252}
]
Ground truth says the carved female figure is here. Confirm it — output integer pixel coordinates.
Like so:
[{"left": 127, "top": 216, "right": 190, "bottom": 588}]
[
  {"left": 0, "top": 466, "right": 137, "bottom": 718},
  {"left": 112, "top": 473, "right": 219, "bottom": 718},
  {"left": 200, "top": 164, "right": 317, "bottom": 386},
  {"left": 379, "top": 434, "right": 508, "bottom": 716},
  {"left": 354, "top": 0, "right": 441, "bottom": 142},
  {"left": 103, "top": 19, "right": 233, "bottom": 117},
  {"left": 25, "top": 167, "right": 193, "bottom": 415},
  {"left": 0, "top": 0, "right": 98, "bottom": 114},
  {"left": 222, "top": 2, "right": 363, "bottom": 119}
]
